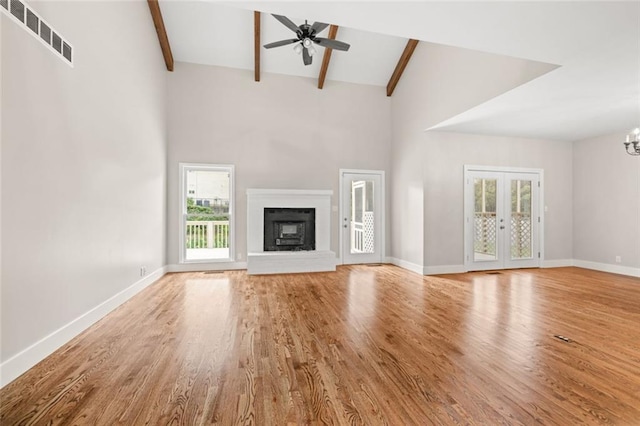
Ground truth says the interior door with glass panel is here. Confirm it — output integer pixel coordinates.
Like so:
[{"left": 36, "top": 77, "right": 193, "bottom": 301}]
[
  {"left": 465, "top": 170, "right": 540, "bottom": 271},
  {"left": 341, "top": 171, "right": 383, "bottom": 264}
]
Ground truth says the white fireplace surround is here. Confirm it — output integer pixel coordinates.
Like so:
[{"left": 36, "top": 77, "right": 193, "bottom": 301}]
[{"left": 246, "top": 189, "right": 337, "bottom": 274}]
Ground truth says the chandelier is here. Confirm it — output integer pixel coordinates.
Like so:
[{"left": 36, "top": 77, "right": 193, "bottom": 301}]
[{"left": 624, "top": 128, "right": 640, "bottom": 156}]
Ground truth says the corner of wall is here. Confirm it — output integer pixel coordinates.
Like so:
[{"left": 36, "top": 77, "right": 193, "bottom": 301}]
[{"left": 0, "top": 267, "right": 167, "bottom": 388}]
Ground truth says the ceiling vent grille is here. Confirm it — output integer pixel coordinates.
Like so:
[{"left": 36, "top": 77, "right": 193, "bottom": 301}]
[{"left": 1, "top": 0, "right": 73, "bottom": 66}]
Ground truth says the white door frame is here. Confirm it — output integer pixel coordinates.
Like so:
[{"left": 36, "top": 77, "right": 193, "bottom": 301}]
[
  {"left": 463, "top": 165, "right": 544, "bottom": 271},
  {"left": 339, "top": 169, "right": 385, "bottom": 265}
]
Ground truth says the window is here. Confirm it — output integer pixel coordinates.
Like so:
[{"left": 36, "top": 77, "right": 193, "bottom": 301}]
[{"left": 179, "top": 163, "right": 234, "bottom": 263}]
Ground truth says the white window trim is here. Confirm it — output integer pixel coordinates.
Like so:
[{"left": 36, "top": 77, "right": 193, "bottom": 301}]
[{"left": 179, "top": 163, "right": 235, "bottom": 264}]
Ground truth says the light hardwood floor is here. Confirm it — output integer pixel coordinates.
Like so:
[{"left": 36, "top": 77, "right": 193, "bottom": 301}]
[{"left": 1, "top": 266, "right": 640, "bottom": 425}]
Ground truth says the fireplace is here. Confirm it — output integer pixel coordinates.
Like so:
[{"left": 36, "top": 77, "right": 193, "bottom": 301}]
[
  {"left": 264, "top": 208, "right": 315, "bottom": 251},
  {"left": 246, "top": 189, "right": 336, "bottom": 274}
]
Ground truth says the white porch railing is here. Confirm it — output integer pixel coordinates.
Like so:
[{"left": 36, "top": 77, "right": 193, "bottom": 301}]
[
  {"left": 351, "top": 212, "right": 374, "bottom": 254},
  {"left": 474, "top": 212, "right": 497, "bottom": 255},
  {"left": 351, "top": 222, "right": 364, "bottom": 252},
  {"left": 474, "top": 213, "right": 532, "bottom": 258},
  {"left": 186, "top": 221, "right": 229, "bottom": 249}
]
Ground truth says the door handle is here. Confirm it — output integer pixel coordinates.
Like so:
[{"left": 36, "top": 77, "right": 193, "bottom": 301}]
[{"left": 500, "top": 226, "right": 505, "bottom": 229}]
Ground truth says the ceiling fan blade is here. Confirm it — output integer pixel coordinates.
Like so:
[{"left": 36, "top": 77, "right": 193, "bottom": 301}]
[
  {"left": 271, "top": 14, "right": 300, "bottom": 33},
  {"left": 310, "top": 21, "right": 329, "bottom": 35},
  {"left": 313, "top": 38, "right": 350, "bottom": 51},
  {"left": 302, "top": 47, "right": 312, "bottom": 66},
  {"left": 264, "top": 39, "right": 299, "bottom": 49}
]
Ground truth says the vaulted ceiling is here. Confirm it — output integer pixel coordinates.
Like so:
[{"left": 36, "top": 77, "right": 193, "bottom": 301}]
[{"left": 154, "top": 1, "right": 640, "bottom": 142}]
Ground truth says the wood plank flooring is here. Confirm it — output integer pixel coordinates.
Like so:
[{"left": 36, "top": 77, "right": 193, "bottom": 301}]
[{"left": 1, "top": 265, "right": 640, "bottom": 425}]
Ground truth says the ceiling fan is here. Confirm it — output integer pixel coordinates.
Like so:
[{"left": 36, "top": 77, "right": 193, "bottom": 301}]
[{"left": 263, "top": 14, "right": 350, "bottom": 66}]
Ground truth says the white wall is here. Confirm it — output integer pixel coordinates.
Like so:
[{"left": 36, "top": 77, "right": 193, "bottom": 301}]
[
  {"left": 389, "top": 70, "right": 425, "bottom": 270},
  {"left": 166, "top": 62, "right": 392, "bottom": 266},
  {"left": 1, "top": 12, "right": 3, "bottom": 341},
  {"left": 573, "top": 132, "right": 640, "bottom": 274},
  {"left": 390, "top": 41, "right": 573, "bottom": 272},
  {"left": 423, "top": 131, "right": 573, "bottom": 269},
  {"left": 1, "top": 1, "right": 167, "bottom": 383}
]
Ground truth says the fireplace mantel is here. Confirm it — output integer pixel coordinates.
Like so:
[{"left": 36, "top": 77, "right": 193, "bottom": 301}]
[{"left": 246, "top": 189, "right": 336, "bottom": 274}]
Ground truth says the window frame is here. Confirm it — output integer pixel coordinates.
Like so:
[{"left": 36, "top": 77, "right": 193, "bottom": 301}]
[{"left": 179, "top": 163, "right": 235, "bottom": 264}]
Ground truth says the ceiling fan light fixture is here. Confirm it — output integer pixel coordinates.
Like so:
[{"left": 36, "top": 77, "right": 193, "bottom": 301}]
[
  {"left": 623, "top": 127, "right": 640, "bottom": 156},
  {"left": 265, "top": 15, "right": 350, "bottom": 66}
]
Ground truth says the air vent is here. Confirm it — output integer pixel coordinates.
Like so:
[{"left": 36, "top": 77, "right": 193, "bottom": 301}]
[
  {"left": 1, "top": 0, "right": 73, "bottom": 66},
  {"left": 554, "top": 335, "right": 572, "bottom": 343},
  {"left": 39, "top": 21, "right": 50, "bottom": 43},
  {"left": 62, "top": 41, "right": 72, "bottom": 62},
  {"left": 25, "top": 8, "right": 37, "bottom": 33},
  {"left": 51, "top": 32, "right": 62, "bottom": 52},
  {"left": 9, "top": 0, "right": 23, "bottom": 22}
]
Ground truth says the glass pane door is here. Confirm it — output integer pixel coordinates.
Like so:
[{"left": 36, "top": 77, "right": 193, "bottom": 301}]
[
  {"left": 504, "top": 173, "right": 539, "bottom": 269},
  {"left": 465, "top": 169, "right": 540, "bottom": 271},
  {"left": 350, "top": 180, "right": 375, "bottom": 254},
  {"left": 473, "top": 177, "right": 498, "bottom": 262},
  {"left": 510, "top": 179, "right": 532, "bottom": 260},
  {"left": 342, "top": 171, "right": 383, "bottom": 264}
]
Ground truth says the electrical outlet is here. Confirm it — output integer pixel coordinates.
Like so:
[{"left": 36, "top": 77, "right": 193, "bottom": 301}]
[
  {"left": 237, "top": 252, "right": 243, "bottom": 260},
  {"left": 615, "top": 256, "right": 622, "bottom": 263},
  {"left": 140, "top": 266, "right": 147, "bottom": 276}
]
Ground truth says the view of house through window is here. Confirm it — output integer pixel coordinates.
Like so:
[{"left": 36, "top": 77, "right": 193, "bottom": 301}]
[{"left": 181, "top": 164, "right": 233, "bottom": 262}]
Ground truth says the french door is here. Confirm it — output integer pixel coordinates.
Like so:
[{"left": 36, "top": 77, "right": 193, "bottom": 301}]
[
  {"left": 464, "top": 167, "right": 541, "bottom": 271},
  {"left": 340, "top": 170, "right": 384, "bottom": 264}
]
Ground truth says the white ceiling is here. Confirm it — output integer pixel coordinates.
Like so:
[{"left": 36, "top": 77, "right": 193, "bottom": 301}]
[{"left": 160, "top": 1, "right": 640, "bottom": 142}]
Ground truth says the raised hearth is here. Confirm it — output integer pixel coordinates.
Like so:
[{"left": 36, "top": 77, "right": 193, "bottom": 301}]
[{"left": 246, "top": 189, "right": 336, "bottom": 274}]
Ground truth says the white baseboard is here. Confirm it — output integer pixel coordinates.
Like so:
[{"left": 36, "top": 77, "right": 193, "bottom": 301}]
[
  {"left": 0, "top": 266, "right": 167, "bottom": 388},
  {"left": 386, "top": 258, "right": 467, "bottom": 276},
  {"left": 386, "top": 257, "right": 424, "bottom": 275},
  {"left": 166, "top": 261, "right": 247, "bottom": 273},
  {"left": 573, "top": 259, "right": 640, "bottom": 278},
  {"left": 542, "top": 259, "right": 574, "bottom": 268},
  {"left": 387, "top": 257, "right": 639, "bottom": 278},
  {"left": 423, "top": 265, "right": 467, "bottom": 275}
]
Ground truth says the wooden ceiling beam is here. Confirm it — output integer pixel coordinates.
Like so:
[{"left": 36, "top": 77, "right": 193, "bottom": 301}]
[
  {"left": 254, "top": 11, "right": 261, "bottom": 82},
  {"left": 317, "top": 25, "right": 339, "bottom": 90},
  {"left": 147, "top": 0, "right": 174, "bottom": 72},
  {"left": 386, "top": 39, "right": 419, "bottom": 96}
]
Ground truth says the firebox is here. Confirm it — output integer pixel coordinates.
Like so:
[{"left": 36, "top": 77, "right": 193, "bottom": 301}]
[{"left": 264, "top": 208, "right": 315, "bottom": 251}]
